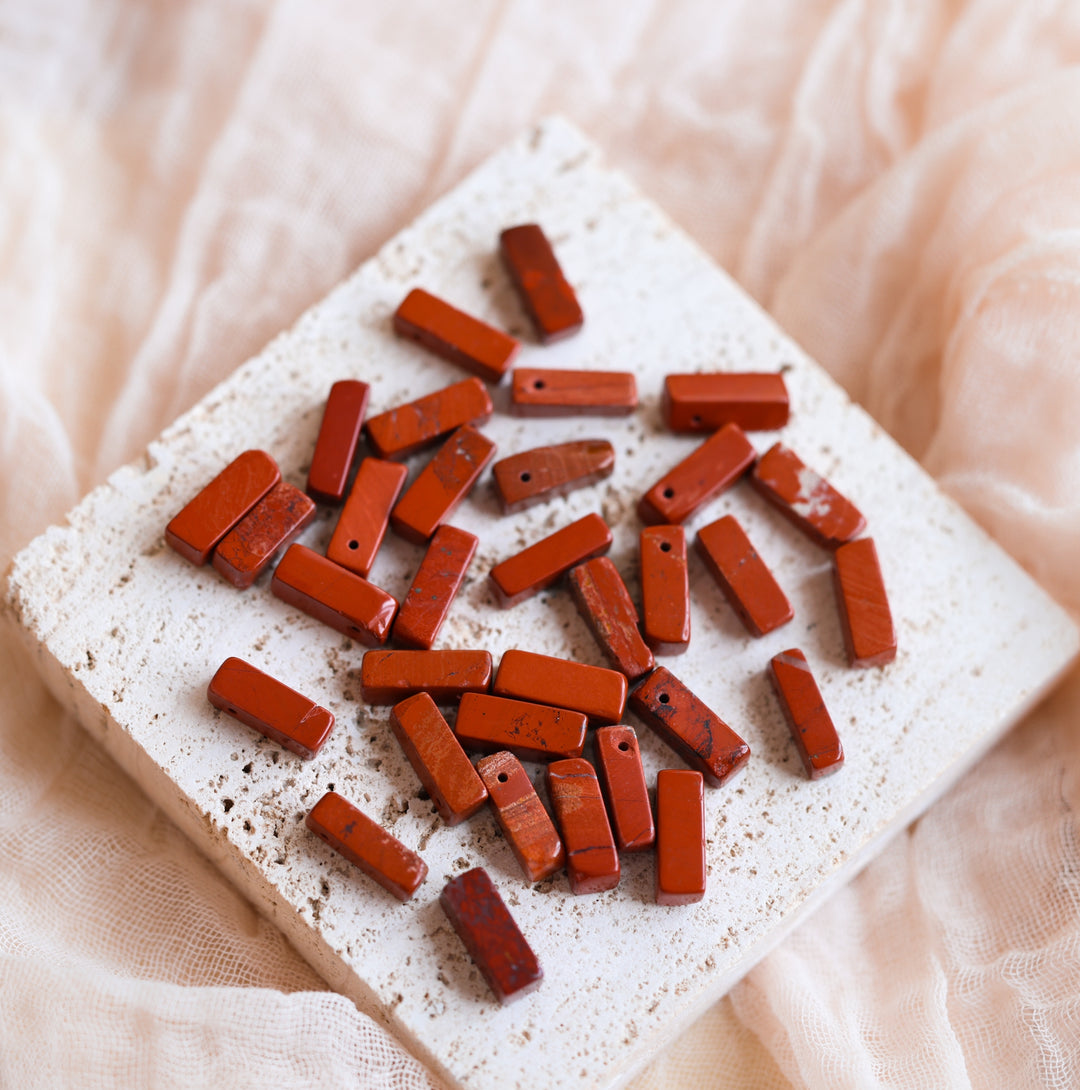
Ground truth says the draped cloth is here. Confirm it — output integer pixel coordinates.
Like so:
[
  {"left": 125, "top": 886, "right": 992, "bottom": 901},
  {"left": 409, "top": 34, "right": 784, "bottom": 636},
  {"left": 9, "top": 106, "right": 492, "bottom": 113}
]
[{"left": 2, "top": 3, "right": 1079, "bottom": 1086}]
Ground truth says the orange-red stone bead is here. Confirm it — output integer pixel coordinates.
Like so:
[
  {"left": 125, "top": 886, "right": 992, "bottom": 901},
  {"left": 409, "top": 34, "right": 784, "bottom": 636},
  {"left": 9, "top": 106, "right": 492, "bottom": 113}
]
[
  {"left": 833, "top": 537, "right": 896, "bottom": 668},
  {"left": 510, "top": 368, "right": 637, "bottom": 417},
  {"left": 662, "top": 372, "right": 789, "bottom": 433},
  {"left": 696, "top": 515, "right": 793, "bottom": 637},
  {"left": 630, "top": 667, "right": 750, "bottom": 788},
  {"left": 166, "top": 449, "right": 280, "bottom": 566},
  {"left": 389, "top": 692, "right": 488, "bottom": 825},
  {"left": 769, "top": 648, "right": 844, "bottom": 779},
  {"left": 488, "top": 512, "right": 612, "bottom": 608},
  {"left": 638, "top": 423, "right": 756, "bottom": 526},
  {"left": 493, "top": 649, "right": 627, "bottom": 725},
  {"left": 364, "top": 376, "right": 493, "bottom": 461},
  {"left": 207, "top": 656, "right": 334, "bottom": 760},
  {"left": 440, "top": 867, "right": 543, "bottom": 1004},
  {"left": 393, "top": 287, "right": 519, "bottom": 383},
  {"left": 455, "top": 693, "right": 587, "bottom": 762},
  {"left": 360, "top": 649, "right": 493, "bottom": 705},
  {"left": 212, "top": 481, "right": 316, "bottom": 589},
  {"left": 476, "top": 750, "right": 565, "bottom": 883},
  {"left": 594, "top": 726, "right": 655, "bottom": 852},
  {"left": 639, "top": 525, "right": 691, "bottom": 654},
  {"left": 499, "top": 223, "right": 583, "bottom": 343},
  {"left": 326, "top": 457, "right": 408, "bottom": 577},
  {"left": 390, "top": 425, "right": 496, "bottom": 545},
  {"left": 306, "top": 379, "right": 370, "bottom": 503},
  {"left": 749, "top": 442, "right": 866, "bottom": 549},
  {"left": 271, "top": 543, "right": 397, "bottom": 646},
  {"left": 568, "top": 556, "right": 655, "bottom": 681},
  {"left": 306, "top": 790, "right": 427, "bottom": 901},
  {"left": 392, "top": 525, "right": 478, "bottom": 650},
  {"left": 547, "top": 758, "right": 620, "bottom": 894},
  {"left": 655, "top": 769, "right": 706, "bottom": 906},
  {"left": 491, "top": 439, "right": 615, "bottom": 514}
]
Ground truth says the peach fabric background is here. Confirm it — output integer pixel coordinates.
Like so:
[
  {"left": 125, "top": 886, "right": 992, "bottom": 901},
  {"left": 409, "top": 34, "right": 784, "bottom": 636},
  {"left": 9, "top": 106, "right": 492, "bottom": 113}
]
[{"left": 3, "top": 2, "right": 1079, "bottom": 1087}]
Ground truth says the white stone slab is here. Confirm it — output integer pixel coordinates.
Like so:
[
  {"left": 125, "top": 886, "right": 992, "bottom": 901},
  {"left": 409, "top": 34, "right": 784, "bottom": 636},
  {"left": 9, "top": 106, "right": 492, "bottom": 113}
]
[{"left": 4, "top": 119, "right": 1077, "bottom": 1090}]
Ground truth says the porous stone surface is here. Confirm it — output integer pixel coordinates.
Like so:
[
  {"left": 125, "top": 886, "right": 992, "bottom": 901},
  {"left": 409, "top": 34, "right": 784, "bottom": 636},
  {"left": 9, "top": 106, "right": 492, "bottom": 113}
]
[{"left": 4, "top": 118, "right": 1078, "bottom": 1090}]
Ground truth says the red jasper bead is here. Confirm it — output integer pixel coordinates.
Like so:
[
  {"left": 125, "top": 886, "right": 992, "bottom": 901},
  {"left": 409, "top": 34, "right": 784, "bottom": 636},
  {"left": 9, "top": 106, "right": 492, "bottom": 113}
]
[
  {"left": 639, "top": 525, "right": 691, "bottom": 654},
  {"left": 493, "top": 649, "right": 627, "bottom": 725},
  {"left": 360, "top": 649, "right": 493, "bottom": 705},
  {"left": 326, "top": 458, "right": 408, "bottom": 577},
  {"left": 491, "top": 439, "right": 615, "bottom": 515},
  {"left": 455, "top": 693, "right": 587, "bottom": 762},
  {"left": 568, "top": 556, "right": 655, "bottom": 681},
  {"left": 547, "top": 758, "right": 620, "bottom": 894},
  {"left": 306, "top": 379, "right": 370, "bottom": 503},
  {"left": 769, "top": 648, "right": 844, "bottom": 779},
  {"left": 833, "top": 537, "right": 896, "bottom": 667},
  {"left": 510, "top": 368, "right": 636, "bottom": 417},
  {"left": 655, "top": 769, "right": 706, "bottom": 905},
  {"left": 392, "top": 525, "right": 478, "bottom": 650},
  {"left": 594, "top": 726, "right": 655, "bottom": 853},
  {"left": 499, "top": 223, "right": 583, "bottom": 343},
  {"left": 662, "top": 372, "right": 789, "bottom": 433}
]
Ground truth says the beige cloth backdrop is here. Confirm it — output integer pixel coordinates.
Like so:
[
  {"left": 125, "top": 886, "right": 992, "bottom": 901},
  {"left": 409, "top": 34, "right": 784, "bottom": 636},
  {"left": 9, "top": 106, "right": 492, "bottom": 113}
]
[{"left": 3, "top": 2, "right": 1080, "bottom": 1087}]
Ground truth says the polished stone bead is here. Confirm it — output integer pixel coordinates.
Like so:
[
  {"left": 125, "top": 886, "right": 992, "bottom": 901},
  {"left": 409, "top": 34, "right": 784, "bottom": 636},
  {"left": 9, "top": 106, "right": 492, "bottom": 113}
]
[
  {"left": 364, "top": 376, "right": 493, "bottom": 461},
  {"left": 493, "top": 649, "right": 627, "bottom": 725},
  {"left": 655, "top": 769, "right": 706, "bottom": 905},
  {"left": 390, "top": 425, "right": 496, "bottom": 544},
  {"left": 476, "top": 750, "right": 565, "bottom": 883},
  {"left": 637, "top": 422, "right": 756, "bottom": 525},
  {"left": 212, "top": 481, "right": 316, "bottom": 589},
  {"left": 769, "top": 648, "right": 844, "bottom": 779},
  {"left": 488, "top": 512, "right": 612, "bottom": 608},
  {"left": 207, "top": 656, "right": 333, "bottom": 760},
  {"left": 491, "top": 439, "right": 614, "bottom": 514},
  {"left": 749, "top": 442, "right": 866, "bottom": 549},
  {"left": 392, "top": 525, "right": 478, "bottom": 650},
  {"left": 630, "top": 667, "right": 750, "bottom": 788},
  {"left": 639, "top": 525, "right": 691, "bottom": 654},
  {"left": 326, "top": 457, "right": 408, "bottom": 577},
  {"left": 305, "top": 790, "right": 427, "bottom": 901},
  {"left": 360, "top": 649, "right": 493, "bottom": 704},
  {"left": 393, "top": 287, "right": 519, "bottom": 383},
  {"left": 568, "top": 556, "right": 655, "bottom": 681},
  {"left": 306, "top": 379, "right": 370, "bottom": 503},
  {"left": 455, "top": 693, "right": 587, "bottom": 762},
  {"left": 499, "top": 223, "right": 583, "bottom": 343},
  {"left": 546, "top": 758, "right": 620, "bottom": 894},
  {"left": 833, "top": 537, "right": 897, "bottom": 667},
  {"left": 440, "top": 866, "right": 543, "bottom": 1003},
  {"left": 389, "top": 692, "right": 488, "bottom": 825},
  {"left": 165, "top": 449, "right": 280, "bottom": 565},
  {"left": 662, "top": 372, "right": 789, "bottom": 433},
  {"left": 696, "top": 514, "right": 793, "bottom": 637},
  {"left": 270, "top": 543, "right": 397, "bottom": 646},
  {"left": 510, "top": 368, "right": 636, "bottom": 417},
  {"left": 594, "top": 726, "right": 655, "bottom": 853}
]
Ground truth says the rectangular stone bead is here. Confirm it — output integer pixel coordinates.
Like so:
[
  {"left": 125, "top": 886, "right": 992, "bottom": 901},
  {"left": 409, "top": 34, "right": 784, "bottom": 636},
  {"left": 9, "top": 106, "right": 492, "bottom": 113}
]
[
  {"left": 393, "top": 287, "right": 520, "bottom": 383},
  {"left": 360, "top": 649, "right": 493, "bottom": 705},
  {"left": 493, "top": 649, "right": 627, "bottom": 725},
  {"left": 326, "top": 457, "right": 408, "bottom": 577},
  {"left": 637, "top": 422, "right": 756, "bottom": 525},
  {"left": 390, "top": 425, "right": 496, "bottom": 545},
  {"left": 662, "top": 372, "right": 789, "bottom": 433},
  {"left": 639, "top": 525, "right": 691, "bottom": 654},
  {"left": 491, "top": 439, "right": 615, "bottom": 514},
  {"left": 499, "top": 223, "right": 583, "bottom": 343},
  {"left": 476, "top": 751, "right": 565, "bottom": 883},
  {"left": 207, "top": 656, "right": 335, "bottom": 760},
  {"left": 696, "top": 514, "right": 793, "bottom": 637},
  {"left": 655, "top": 769, "right": 706, "bottom": 906},
  {"left": 440, "top": 867, "right": 544, "bottom": 1004},
  {"left": 212, "top": 481, "right": 316, "bottom": 589},
  {"left": 270, "top": 543, "right": 397, "bottom": 647},
  {"left": 568, "top": 556, "right": 655, "bottom": 681},
  {"left": 455, "top": 693, "right": 587, "bottom": 762},
  {"left": 509, "top": 368, "right": 637, "bottom": 417},
  {"left": 306, "top": 379, "right": 370, "bottom": 503},
  {"left": 749, "top": 442, "right": 866, "bottom": 549},
  {"left": 364, "top": 376, "right": 493, "bottom": 461},
  {"left": 488, "top": 512, "right": 612, "bottom": 608},
  {"left": 165, "top": 449, "right": 280, "bottom": 565},
  {"left": 630, "top": 666, "right": 750, "bottom": 788},
  {"left": 833, "top": 537, "right": 897, "bottom": 667},
  {"left": 391, "top": 525, "right": 478, "bottom": 650},
  {"left": 769, "top": 648, "right": 844, "bottom": 779},
  {"left": 305, "top": 790, "right": 427, "bottom": 901},
  {"left": 593, "top": 725, "right": 655, "bottom": 853},
  {"left": 546, "top": 758, "right": 620, "bottom": 894},
  {"left": 389, "top": 692, "right": 488, "bottom": 825}
]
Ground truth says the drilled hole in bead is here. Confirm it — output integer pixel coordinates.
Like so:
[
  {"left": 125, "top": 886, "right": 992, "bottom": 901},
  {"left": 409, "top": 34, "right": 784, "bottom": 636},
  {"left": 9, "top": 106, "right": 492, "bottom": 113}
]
[
  {"left": 662, "top": 487, "right": 675, "bottom": 499},
  {"left": 520, "top": 472, "right": 531, "bottom": 483},
  {"left": 658, "top": 692, "right": 670, "bottom": 704},
  {"left": 497, "top": 772, "right": 509, "bottom": 783},
  {"left": 660, "top": 541, "right": 672, "bottom": 552},
  {"left": 348, "top": 540, "right": 359, "bottom": 550},
  {"left": 618, "top": 741, "right": 630, "bottom": 752},
  {"left": 533, "top": 379, "right": 546, "bottom": 390},
  {"left": 691, "top": 414, "right": 702, "bottom": 424}
]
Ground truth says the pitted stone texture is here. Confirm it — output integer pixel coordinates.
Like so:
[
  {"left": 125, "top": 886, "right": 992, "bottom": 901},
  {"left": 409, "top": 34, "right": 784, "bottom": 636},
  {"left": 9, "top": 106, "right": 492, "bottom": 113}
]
[{"left": 3, "top": 118, "right": 1078, "bottom": 1090}]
